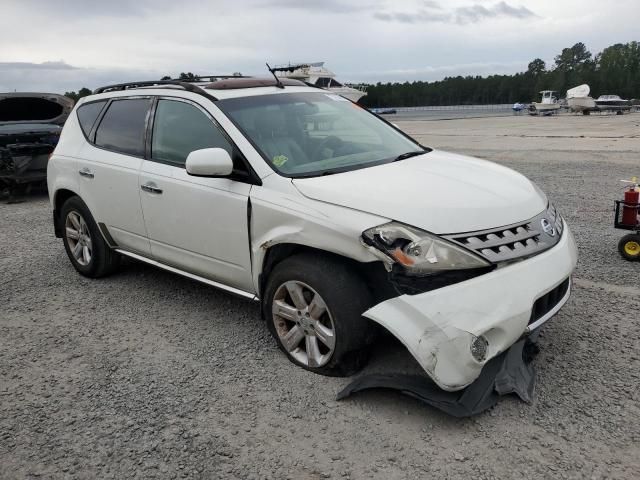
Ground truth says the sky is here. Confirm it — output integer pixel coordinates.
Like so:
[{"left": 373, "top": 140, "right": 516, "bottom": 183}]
[{"left": 0, "top": 0, "right": 638, "bottom": 93}]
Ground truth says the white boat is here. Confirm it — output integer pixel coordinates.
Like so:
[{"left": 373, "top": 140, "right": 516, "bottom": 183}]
[
  {"left": 595, "top": 95, "right": 631, "bottom": 113},
  {"left": 567, "top": 84, "right": 596, "bottom": 114},
  {"left": 272, "top": 62, "right": 367, "bottom": 102},
  {"left": 528, "top": 90, "right": 561, "bottom": 115}
]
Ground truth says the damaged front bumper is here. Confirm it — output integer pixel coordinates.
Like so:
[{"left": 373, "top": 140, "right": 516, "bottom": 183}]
[
  {"left": 337, "top": 337, "right": 540, "bottom": 417},
  {"left": 362, "top": 221, "right": 578, "bottom": 392}
]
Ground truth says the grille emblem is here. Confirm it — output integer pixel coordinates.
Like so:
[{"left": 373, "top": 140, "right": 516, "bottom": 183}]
[{"left": 541, "top": 218, "right": 555, "bottom": 237}]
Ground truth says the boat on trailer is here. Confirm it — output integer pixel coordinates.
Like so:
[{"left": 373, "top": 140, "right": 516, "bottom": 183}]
[
  {"left": 528, "top": 90, "right": 561, "bottom": 115},
  {"left": 272, "top": 62, "right": 367, "bottom": 102},
  {"left": 595, "top": 95, "right": 631, "bottom": 114},
  {"left": 567, "top": 84, "right": 596, "bottom": 114}
]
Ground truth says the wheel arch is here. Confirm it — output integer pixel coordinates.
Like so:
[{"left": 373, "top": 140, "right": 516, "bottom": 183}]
[
  {"left": 257, "top": 242, "right": 395, "bottom": 317},
  {"left": 259, "top": 244, "right": 352, "bottom": 298},
  {"left": 52, "top": 188, "right": 81, "bottom": 237}
]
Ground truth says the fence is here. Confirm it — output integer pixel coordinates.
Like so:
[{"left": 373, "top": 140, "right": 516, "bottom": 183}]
[{"left": 393, "top": 104, "right": 514, "bottom": 112}]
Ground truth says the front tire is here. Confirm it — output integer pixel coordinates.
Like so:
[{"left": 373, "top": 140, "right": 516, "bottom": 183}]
[
  {"left": 60, "top": 196, "right": 120, "bottom": 277},
  {"left": 618, "top": 234, "right": 640, "bottom": 261},
  {"left": 263, "top": 253, "right": 374, "bottom": 377}
]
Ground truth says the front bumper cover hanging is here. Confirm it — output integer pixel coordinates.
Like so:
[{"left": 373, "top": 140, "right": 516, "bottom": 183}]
[{"left": 336, "top": 338, "right": 539, "bottom": 417}]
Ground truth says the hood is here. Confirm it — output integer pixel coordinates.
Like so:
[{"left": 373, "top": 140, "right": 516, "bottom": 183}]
[
  {"left": 292, "top": 150, "right": 547, "bottom": 234},
  {"left": 0, "top": 93, "right": 74, "bottom": 126}
]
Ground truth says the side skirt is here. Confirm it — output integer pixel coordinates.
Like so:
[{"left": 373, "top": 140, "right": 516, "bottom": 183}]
[{"left": 115, "top": 249, "right": 258, "bottom": 301}]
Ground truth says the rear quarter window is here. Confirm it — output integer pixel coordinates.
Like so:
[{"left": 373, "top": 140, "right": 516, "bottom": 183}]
[
  {"left": 94, "top": 98, "right": 150, "bottom": 157},
  {"left": 76, "top": 101, "right": 107, "bottom": 137}
]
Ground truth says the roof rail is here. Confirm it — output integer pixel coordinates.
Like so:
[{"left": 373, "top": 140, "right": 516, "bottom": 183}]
[
  {"left": 177, "top": 75, "right": 250, "bottom": 83},
  {"left": 93, "top": 80, "right": 218, "bottom": 101},
  {"left": 206, "top": 77, "right": 306, "bottom": 90}
]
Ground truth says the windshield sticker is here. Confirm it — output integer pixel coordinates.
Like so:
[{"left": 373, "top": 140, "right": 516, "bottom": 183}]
[
  {"left": 324, "top": 93, "right": 349, "bottom": 102},
  {"left": 272, "top": 154, "right": 288, "bottom": 167}
]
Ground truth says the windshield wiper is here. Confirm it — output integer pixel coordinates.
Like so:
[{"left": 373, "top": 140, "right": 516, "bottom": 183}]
[
  {"left": 392, "top": 150, "right": 426, "bottom": 162},
  {"left": 291, "top": 169, "right": 338, "bottom": 179}
]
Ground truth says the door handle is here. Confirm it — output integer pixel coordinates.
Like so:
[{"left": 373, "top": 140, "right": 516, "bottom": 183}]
[
  {"left": 78, "top": 168, "right": 94, "bottom": 179},
  {"left": 141, "top": 182, "right": 163, "bottom": 194}
]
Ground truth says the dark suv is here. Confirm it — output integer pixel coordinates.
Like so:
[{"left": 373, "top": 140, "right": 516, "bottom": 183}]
[{"left": 0, "top": 92, "right": 74, "bottom": 197}]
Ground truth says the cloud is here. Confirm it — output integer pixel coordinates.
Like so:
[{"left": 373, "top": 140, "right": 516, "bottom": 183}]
[
  {"left": 374, "top": 1, "right": 536, "bottom": 25},
  {"left": 258, "top": 0, "right": 373, "bottom": 13},
  {"left": 455, "top": 2, "right": 536, "bottom": 24},
  {"left": 11, "top": 0, "right": 174, "bottom": 18},
  {"left": 0, "top": 61, "right": 78, "bottom": 71},
  {"left": 373, "top": 10, "right": 451, "bottom": 23},
  {"left": 423, "top": 0, "right": 443, "bottom": 9},
  {"left": 1, "top": 0, "right": 639, "bottom": 90},
  {"left": 0, "top": 61, "right": 162, "bottom": 93}
]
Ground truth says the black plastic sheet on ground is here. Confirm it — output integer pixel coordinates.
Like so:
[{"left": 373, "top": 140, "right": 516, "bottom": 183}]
[{"left": 336, "top": 338, "right": 539, "bottom": 417}]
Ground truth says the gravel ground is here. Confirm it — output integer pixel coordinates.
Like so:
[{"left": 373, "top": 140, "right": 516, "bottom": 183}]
[{"left": 1, "top": 114, "right": 639, "bottom": 479}]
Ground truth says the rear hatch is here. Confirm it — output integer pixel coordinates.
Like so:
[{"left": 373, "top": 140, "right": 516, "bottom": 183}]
[
  {"left": 0, "top": 92, "right": 74, "bottom": 126},
  {"left": 0, "top": 93, "right": 74, "bottom": 182}
]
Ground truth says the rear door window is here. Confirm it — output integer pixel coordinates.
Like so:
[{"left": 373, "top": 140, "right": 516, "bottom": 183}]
[
  {"left": 77, "top": 101, "right": 107, "bottom": 137},
  {"left": 95, "top": 98, "right": 150, "bottom": 156},
  {"left": 151, "top": 99, "right": 232, "bottom": 166}
]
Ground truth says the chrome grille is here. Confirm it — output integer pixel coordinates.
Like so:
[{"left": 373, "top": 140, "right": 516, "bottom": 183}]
[{"left": 445, "top": 209, "right": 562, "bottom": 263}]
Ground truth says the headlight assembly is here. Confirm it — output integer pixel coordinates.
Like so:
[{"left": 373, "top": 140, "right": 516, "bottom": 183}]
[
  {"left": 547, "top": 201, "right": 564, "bottom": 235},
  {"left": 362, "top": 222, "right": 491, "bottom": 275}
]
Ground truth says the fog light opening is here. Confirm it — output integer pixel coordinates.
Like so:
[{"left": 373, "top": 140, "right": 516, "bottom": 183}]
[{"left": 470, "top": 335, "right": 489, "bottom": 362}]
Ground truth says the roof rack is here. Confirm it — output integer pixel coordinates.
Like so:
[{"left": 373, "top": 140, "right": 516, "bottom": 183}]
[
  {"left": 178, "top": 75, "right": 250, "bottom": 83},
  {"left": 205, "top": 77, "right": 307, "bottom": 90},
  {"left": 93, "top": 80, "right": 217, "bottom": 101}
]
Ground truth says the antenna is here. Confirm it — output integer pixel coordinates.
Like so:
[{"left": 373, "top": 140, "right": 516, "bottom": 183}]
[{"left": 265, "top": 63, "right": 285, "bottom": 89}]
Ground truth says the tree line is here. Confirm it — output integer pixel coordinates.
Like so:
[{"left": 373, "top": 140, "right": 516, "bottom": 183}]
[
  {"left": 63, "top": 87, "right": 92, "bottom": 102},
  {"left": 359, "top": 41, "right": 640, "bottom": 107},
  {"left": 63, "top": 42, "right": 639, "bottom": 107}
]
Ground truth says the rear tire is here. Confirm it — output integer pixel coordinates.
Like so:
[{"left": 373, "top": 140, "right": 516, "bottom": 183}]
[
  {"left": 263, "top": 253, "right": 374, "bottom": 377},
  {"left": 618, "top": 234, "right": 640, "bottom": 261},
  {"left": 60, "top": 196, "right": 120, "bottom": 277}
]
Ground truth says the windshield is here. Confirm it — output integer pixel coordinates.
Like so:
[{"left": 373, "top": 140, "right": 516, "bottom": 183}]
[{"left": 217, "top": 92, "right": 425, "bottom": 177}]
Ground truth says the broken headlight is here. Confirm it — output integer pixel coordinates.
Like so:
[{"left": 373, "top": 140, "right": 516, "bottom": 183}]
[
  {"left": 547, "top": 201, "right": 564, "bottom": 236},
  {"left": 362, "top": 222, "right": 491, "bottom": 275}
]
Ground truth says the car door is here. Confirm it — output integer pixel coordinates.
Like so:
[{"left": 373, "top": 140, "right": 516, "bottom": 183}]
[
  {"left": 139, "top": 97, "right": 254, "bottom": 293},
  {"left": 76, "top": 97, "right": 151, "bottom": 255}
]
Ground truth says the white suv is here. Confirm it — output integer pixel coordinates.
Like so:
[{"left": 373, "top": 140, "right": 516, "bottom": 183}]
[{"left": 48, "top": 78, "right": 578, "bottom": 391}]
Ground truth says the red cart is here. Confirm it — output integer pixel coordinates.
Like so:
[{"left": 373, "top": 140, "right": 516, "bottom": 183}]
[{"left": 615, "top": 179, "right": 640, "bottom": 261}]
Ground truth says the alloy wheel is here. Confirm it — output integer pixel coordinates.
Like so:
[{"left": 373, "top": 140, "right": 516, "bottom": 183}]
[
  {"left": 65, "top": 211, "right": 93, "bottom": 266},
  {"left": 272, "top": 281, "right": 336, "bottom": 368}
]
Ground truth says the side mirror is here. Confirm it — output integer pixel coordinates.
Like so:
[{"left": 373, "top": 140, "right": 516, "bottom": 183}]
[{"left": 185, "top": 148, "right": 234, "bottom": 177}]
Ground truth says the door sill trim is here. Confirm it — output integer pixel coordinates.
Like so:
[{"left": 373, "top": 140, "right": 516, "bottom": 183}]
[{"left": 115, "top": 249, "right": 258, "bottom": 301}]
